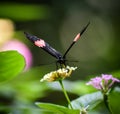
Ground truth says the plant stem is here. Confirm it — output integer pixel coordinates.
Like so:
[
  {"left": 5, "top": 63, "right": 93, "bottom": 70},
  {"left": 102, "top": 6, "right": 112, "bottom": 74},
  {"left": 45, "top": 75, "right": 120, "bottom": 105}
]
[
  {"left": 59, "top": 80, "right": 73, "bottom": 109},
  {"left": 103, "top": 94, "right": 113, "bottom": 114}
]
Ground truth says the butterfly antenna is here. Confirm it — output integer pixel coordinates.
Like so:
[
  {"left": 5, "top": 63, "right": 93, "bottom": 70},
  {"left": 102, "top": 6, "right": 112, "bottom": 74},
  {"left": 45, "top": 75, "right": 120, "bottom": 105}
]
[{"left": 63, "top": 22, "right": 90, "bottom": 59}]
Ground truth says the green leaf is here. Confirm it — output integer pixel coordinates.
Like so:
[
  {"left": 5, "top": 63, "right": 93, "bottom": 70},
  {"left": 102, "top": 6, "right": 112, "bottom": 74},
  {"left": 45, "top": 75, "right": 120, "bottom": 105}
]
[
  {"left": 0, "top": 51, "right": 25, "bottom": 83},
  {"left": 111, "top": 70, "right": 120, "bottom": 78},
  {"left": 70, "top": 91, "right": 103, "bottom": 110},
  {"left": 0, "top": 3, "right": 50, "bottom": 21},
  {"left": 109, "top": 88, "right": 120, "bottom": 114},
  {"left": 35, "top": 102, "right": 80, "bottom": 114}
]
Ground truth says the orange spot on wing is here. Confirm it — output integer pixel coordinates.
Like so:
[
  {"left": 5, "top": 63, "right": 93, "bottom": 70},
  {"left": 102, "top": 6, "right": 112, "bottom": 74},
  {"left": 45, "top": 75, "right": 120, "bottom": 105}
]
[
  {"left": 34, "top": 39, "right": 45, "bottom": 47},
  {"left": 73, "top": 33, "right": 80, "bottom": 42}
]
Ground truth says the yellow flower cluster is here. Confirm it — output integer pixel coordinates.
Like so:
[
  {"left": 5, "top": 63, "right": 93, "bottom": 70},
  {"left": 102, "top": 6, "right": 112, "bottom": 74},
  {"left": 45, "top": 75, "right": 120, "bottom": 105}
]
[{"left": 40, "top": 66, "right": 77, "bottom": 82}]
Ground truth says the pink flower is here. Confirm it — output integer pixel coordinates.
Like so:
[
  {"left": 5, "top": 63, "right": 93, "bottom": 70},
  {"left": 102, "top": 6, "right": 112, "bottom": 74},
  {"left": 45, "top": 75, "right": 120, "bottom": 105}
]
[
  {"left": 86, "top": 77, "right": 102, "bottom": 90},
  {"left": 0, "top": 39, "right": 33, "bottom": 70},
  {"left": 86, "top": 74, "right": 120, "bottom": 91}
]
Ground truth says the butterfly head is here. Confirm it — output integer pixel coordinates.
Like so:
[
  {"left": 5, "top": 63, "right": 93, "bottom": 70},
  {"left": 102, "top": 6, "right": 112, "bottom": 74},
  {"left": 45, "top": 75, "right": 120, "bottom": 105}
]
[{"left": 56, "top": 56, "right": 67, "bottom": 68}]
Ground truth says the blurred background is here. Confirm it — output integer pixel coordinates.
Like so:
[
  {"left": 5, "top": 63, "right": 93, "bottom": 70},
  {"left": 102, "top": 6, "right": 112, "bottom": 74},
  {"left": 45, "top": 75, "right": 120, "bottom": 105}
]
[{"left": 0, "top": 0, "right": 120, "bottom": 114}]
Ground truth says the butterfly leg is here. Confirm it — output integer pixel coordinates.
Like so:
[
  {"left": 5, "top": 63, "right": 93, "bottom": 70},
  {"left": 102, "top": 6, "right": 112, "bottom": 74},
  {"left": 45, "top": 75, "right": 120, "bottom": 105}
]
[{"left": 55, "top": 61, "right": 59, "bottom": 70}]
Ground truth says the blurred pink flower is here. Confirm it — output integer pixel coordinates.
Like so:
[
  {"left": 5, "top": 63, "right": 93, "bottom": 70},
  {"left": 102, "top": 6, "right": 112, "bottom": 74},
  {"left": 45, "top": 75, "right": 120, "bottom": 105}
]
[
  {"left": 86, "top": 74, "right": 120, "bottom": 91},
  {"left": 86, "top": 77, "right": 102, "bottom": 90},
  {"left": 0, "top": 39, "right": 33, "bottom": 70}
]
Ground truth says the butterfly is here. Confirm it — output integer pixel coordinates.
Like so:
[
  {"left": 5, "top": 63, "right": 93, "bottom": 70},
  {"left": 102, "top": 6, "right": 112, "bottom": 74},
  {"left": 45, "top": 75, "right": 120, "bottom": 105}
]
[{"left": 24, "top": 22, "right": 90, "bottom": 68}]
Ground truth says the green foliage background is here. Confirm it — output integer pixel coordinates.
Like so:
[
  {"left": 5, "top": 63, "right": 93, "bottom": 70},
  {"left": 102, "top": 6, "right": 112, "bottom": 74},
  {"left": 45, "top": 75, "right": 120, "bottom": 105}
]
[{"left": 0, "top": 0, "right": 120, "bottom": 114}]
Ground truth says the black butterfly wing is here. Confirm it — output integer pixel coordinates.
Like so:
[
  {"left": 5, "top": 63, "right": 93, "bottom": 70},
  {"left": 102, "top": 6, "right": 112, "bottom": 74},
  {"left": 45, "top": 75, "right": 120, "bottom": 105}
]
[
  {"left": 24, "top": 32, "right": 63, "bottom": 60},
  {"left": 63, "top": 22, "right": 90, "bottom": 58}
]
